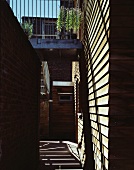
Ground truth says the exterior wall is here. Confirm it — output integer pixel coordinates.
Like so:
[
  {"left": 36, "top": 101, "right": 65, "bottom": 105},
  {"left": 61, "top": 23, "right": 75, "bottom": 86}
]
[
  {"left": 50, "top": 82, "right": 75, "bottom": 141},
  {"left": 48, "top": 59, "right": 72, "bottom": 81},
  {"left": 82, "top": 0, "right": 110, "bottom": 169},
  {"left": 77, "top": 115, "right": 85, "bottom": 166},
  {"left": 40, "top": 66, "right": 45, "bottom": 94},
  {"left": 109, "top": 1, "right": 134, "bottom": 169},
  {"left": 0, "top": 1, "right": 40, "bottom": 170},
  {"left": 40, "top": 100, "right": 49, "bottom": 139},
  {"left": 81, "top": 0, "right": 134, "bottom": 169},
  {"left": 72, "top": 61, "right": 85, "bottom": 166},
  {"left": 42, "top": 62, "right": 50, "bottom": 94},
  {"left": 72, "top": 62, "right": 80, "bottom": 120},
  {"left": 46, "top": 52, "right": 72, "bottom": 81},
  {"left": 39, "top": 62, "right": 50, "bottom": 139}
]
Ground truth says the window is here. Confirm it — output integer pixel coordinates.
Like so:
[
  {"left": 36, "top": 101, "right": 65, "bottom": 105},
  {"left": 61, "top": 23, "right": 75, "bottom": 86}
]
[{"left": 58, "top": 93, "right": 72, "bottom": 102}]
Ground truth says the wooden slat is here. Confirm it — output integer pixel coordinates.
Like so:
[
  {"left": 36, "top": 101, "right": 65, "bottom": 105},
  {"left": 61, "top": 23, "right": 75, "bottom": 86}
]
[{"left": 83, "top": 0, "right": 110, "bottom": 169}]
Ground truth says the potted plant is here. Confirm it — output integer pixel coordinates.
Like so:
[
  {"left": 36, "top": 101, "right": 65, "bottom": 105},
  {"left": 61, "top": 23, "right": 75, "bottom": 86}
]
[
  {"left": 56, "top": 6, "right": 66, "bottom": 39},
  {"left": 21, "top": 20, "right": 33, "bottom": 39},
  {"left": 65, "top": 7, "right": 81, "bottom": 39},
  {"left": 65, "top": 8, "right": 71, "bottom": 39}
]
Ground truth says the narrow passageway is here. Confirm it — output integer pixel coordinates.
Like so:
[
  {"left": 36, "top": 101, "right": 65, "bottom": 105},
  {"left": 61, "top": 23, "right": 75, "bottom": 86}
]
[{"left": 39, "top": 141, "right": 83, "bottom": 170}]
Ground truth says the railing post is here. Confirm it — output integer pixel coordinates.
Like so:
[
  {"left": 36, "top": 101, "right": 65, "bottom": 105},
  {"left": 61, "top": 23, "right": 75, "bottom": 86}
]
[{"left": 8, "top": 0, "right": 81, "bottom": 39}]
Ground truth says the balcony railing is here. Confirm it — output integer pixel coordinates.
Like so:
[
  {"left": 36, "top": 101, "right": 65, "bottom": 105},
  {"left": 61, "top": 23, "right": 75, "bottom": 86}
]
[{"left": 6, "top": 0, "right": 81, "bottom": 40}]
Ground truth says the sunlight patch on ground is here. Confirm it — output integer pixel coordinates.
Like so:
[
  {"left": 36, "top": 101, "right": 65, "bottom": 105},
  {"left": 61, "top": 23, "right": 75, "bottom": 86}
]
[
  {"left": 40, "top": 155, "right": 71, "bottom": 157},
  {"left": 40, "top": 147, "right": 65, "bottom": 150}
]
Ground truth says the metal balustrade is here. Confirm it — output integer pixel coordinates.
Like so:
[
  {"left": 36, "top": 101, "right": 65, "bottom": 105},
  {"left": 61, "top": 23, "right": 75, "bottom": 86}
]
[{"left": 6, "top": 0, "right": 81, "bottom": 39}]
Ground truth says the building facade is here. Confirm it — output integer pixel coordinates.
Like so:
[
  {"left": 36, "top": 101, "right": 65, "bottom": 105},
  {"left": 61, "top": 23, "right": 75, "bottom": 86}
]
[
  {"left": 72, "top": 0, "right": 134, "bottom": 169},
  {"left": 2, "top": 0, "right": 134, "bottom": 169}
]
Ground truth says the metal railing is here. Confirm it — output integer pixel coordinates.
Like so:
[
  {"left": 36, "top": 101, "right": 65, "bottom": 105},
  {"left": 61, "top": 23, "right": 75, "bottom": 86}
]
[{"left": 6, "top": 0, "right": 81, "bottom": 39}]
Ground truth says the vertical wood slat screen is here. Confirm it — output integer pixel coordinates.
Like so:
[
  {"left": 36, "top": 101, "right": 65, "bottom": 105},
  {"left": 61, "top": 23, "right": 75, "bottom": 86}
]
[
  {"left": 72, "top": 61, "right": 85, "bottom": 166},
  {"left": 83, "top": 0, "right": 110, "bottom": 169},
  {"left": 72, "top": 62, "right": 80, "bottom": 116},
  {"left": 78, "top": 115, "right": 85, "bottom": 166}
]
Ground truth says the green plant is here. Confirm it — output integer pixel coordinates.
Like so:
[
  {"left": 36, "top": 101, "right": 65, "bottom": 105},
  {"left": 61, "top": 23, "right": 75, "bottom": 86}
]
[
  {"left": 65, "top": 8, "right": 71, "bottom": 32},
  {"left": 56, "top": 6, "right": 65, "bottom": 32},
  {"left": 21, "top": 20, "right": 33, "bottom": 39},
  {"left": 66, "top": 8, "right": 81, "bottom": 33}
]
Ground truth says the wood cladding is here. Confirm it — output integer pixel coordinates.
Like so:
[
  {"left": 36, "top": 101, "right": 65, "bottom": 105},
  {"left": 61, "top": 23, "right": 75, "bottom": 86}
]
[
  {"left": 83, "top": 0, "right": 110, "bottom": 169},
  {"left": 109, "top": 1, "right": 134, "bottom": 169},
  {"left": 72, "top": 62, "right": 86, "bottom": 165},
  {"left": 82, "top": 0, "right": 134, "bottom": 169}
]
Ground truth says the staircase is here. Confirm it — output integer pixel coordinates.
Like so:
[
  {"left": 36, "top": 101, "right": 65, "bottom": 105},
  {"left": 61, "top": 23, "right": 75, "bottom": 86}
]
[{"left": 39, "top": 141, "right": 83, "bottom": 170}]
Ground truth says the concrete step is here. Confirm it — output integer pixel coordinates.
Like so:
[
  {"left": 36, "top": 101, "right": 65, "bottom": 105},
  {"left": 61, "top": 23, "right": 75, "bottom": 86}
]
[{"left": 39, "top": 141, "right": 82, "bottom": 170}]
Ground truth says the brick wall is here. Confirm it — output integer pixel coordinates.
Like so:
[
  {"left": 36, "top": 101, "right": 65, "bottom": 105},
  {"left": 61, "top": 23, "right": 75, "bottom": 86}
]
[
  {"left": 50, "top": 84, "right": 75, "bottom": 141},
  {"left": 44, "top": 50, "right": 73, "bottom": 81},
  {"left": 40, "top": 100, "right": 49, "bottom": 139},
  {"left": 0, "top": 1, "right": 40, "bottom": 170},
  {"left": 48, "top": 58, "right": 72, "bottom": 81}
]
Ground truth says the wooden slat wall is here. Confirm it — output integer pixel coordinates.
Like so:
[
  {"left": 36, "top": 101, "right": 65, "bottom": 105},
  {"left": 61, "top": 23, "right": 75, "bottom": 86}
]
[
  {"left": 83, "top": 0, "right": 110, "bottom": 169},
  {"left": 72, "top": 62, "right": 79, "bottom": 143},
  {"left": 77, "top": 115, "right": 85, "bottom": 166},
  {"left": 82, "top": 0, "right": 134, "bottom": 169},
  {"left": 72, "top": 62, "right": 80, "bottom": 117},
  {"left": 72, "top": 61, "right": 85, "bottom": 166},
  {"left": 109, "top": 1, "right": 134, "bottom": 169}
]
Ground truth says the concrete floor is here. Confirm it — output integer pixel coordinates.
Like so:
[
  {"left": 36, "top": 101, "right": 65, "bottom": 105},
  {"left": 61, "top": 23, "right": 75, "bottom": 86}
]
[{"left": 39, "top": 141, "right": 83, "bottom": 170}]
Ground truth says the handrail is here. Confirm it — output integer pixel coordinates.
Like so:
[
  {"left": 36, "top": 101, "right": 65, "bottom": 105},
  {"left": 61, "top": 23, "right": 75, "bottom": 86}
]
[{"left": 33, "top": 34, "right": 57, "bottom": 37}]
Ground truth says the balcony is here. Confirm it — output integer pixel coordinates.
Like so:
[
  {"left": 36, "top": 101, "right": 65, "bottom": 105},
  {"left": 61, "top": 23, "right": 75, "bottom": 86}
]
[
  {"left": 8, "top": 0, "right": 83, "bottom": 61},
  {"left": 8, "top": 0, "right": 81, "bottom": 39}
]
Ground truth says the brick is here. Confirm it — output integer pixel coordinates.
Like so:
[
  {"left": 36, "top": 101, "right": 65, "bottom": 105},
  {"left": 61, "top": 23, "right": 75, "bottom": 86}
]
[{"left": 0, "top": 1, "right": 40, "bottom": 170}]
